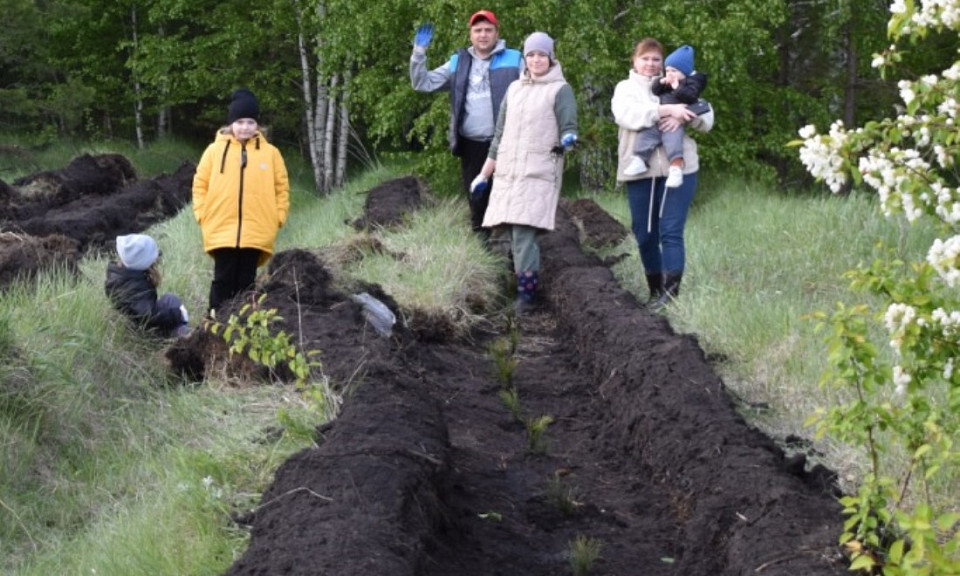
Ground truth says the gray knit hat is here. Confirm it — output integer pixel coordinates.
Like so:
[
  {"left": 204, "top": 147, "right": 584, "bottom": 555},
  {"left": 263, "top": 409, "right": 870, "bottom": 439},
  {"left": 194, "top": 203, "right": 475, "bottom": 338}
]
[
  {"left": 116, "top": 234, "right": 159, "bottom": 271},
  {"left": 523, "top": 31, "right": 555, "bottom": 61}
]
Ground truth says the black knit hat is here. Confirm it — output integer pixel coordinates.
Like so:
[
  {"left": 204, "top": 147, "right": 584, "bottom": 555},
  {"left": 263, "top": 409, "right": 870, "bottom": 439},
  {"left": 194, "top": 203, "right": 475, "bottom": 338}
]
[{"left": 227, "top": 88, "right": 260, "bottom": 123}]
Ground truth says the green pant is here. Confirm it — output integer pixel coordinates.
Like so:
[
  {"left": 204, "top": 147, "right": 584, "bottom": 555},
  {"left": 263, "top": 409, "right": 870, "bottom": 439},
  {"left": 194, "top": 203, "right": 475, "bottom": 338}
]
[{"left": 510, "top": 224, "right": 540, "bottom": 274}]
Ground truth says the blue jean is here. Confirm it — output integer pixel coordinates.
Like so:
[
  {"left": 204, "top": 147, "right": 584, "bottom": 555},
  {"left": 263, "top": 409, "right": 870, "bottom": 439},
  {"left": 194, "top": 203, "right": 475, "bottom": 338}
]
[{"left": 626, "top": 172, "right": 697, "bottom": 275}]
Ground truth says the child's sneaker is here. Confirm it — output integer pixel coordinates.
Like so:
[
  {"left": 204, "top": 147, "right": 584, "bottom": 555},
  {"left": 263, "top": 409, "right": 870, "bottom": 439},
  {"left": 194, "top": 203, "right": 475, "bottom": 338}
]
[
  {"left": 665, "top": 165, "right": 684, "bottom": 188},
  {"left": 623, "top": 156, "right": 647, "bottom": 176}
]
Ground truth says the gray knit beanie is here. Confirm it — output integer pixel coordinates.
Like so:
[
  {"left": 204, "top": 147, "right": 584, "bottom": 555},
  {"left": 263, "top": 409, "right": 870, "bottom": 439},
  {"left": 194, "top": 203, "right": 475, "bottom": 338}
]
[
  {"left": 116, "top": 234, "right": 159, "bottom": 271},
  {"left": 523, "top": 32, "right": 555, "bottom": 61}
]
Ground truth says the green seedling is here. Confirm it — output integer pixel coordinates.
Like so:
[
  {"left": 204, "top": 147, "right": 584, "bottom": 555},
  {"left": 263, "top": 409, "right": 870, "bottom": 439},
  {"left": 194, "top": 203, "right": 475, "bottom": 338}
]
[
  {"left": 507, "top": 317, "right": 520, "bottom": 354},
  {"left": 568, "top": 535, "right": 603, "bottom": 576},
  {"left": 206, "top": 293, "right": 334, "bottom": 420},
  {"left": 498, "top": 387, "right": 522, "bottom": 421},
  {"left": 477, "top": 511, "right": 503, "bottom": 522},
  {"left": 546, "top": 473, "right": 582, "bottom": 516},
  {"left": 525, "top": 414, "right": 554, "bottom": 454},
  {"left": 487, "top": 337, "right": 518, "bottom": 387}
]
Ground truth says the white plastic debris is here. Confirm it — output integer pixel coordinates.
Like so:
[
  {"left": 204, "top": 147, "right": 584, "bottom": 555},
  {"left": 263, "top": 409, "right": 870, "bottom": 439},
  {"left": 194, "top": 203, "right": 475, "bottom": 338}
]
[{"left": 351, "top": 292, "right": 396, "bottom": 337}]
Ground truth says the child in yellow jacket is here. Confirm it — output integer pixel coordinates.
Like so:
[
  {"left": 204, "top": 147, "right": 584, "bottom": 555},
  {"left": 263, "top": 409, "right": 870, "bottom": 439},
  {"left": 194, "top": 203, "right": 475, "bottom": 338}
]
[{"left": 192, "top": 88, "right": 290, "bottom": 315}]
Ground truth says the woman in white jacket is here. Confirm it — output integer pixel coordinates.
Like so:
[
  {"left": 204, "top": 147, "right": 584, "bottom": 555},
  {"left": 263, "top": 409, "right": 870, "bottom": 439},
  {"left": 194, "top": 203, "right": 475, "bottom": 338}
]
[
  {"left": 471, "top": 31, "right": 578, "bottom": 314},
  {"left": 611, "top": 38, "right": 714, "bottom": 309}
]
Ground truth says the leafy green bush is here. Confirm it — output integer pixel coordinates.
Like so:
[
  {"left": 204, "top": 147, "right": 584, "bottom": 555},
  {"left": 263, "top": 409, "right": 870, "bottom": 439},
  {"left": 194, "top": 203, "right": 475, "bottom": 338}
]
[{"left": 796, "top": 3, "right": 960, "bottom": 573}]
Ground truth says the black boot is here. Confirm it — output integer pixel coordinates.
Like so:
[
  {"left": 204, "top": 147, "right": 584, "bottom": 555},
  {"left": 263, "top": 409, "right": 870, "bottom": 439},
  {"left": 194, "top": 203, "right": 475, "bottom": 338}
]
[
  {"left": 645, "top": 273, "right": 664, "bottom": 304},
  {"left": 651, "top": 272, "right": 682, "bottom": 310}
]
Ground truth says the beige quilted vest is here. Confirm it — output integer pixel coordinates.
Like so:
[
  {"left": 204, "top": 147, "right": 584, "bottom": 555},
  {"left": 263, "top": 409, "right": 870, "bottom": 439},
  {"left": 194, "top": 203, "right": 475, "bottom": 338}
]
[{"left": 482, "top": 64, "right": 567, "bottom": 231}]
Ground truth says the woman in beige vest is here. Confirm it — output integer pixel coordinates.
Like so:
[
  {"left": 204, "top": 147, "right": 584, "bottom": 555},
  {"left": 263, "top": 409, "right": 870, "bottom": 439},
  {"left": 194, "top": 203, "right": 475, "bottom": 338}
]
[{"left": 470, "top": 31, "right": 578, "bottom": 314}]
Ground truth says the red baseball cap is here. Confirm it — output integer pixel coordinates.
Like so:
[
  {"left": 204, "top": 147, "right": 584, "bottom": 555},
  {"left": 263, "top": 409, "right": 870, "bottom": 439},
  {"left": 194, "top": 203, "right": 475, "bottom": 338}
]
[{"left": 469, "top": 9, "right": 498, "bottom": 28}]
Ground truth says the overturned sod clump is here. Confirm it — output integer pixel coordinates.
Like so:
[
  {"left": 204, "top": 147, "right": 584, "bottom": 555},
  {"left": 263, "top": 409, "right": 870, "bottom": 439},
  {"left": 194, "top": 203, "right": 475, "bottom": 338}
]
[{"left": 0, "top": 153, "right": 194, "bottom": 288}]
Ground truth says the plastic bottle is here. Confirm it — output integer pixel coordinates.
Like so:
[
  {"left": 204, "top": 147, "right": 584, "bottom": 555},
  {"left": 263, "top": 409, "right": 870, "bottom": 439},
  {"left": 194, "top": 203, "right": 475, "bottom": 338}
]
[{"left": 351, "top": 293, "right": 395, "bottom": 337}]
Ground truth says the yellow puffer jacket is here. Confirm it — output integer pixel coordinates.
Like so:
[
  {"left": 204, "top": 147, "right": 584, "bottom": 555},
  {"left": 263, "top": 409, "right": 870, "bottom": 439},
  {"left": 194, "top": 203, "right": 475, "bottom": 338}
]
[{"left": 192, "top": 129, "right": 289, "bottom": 266}]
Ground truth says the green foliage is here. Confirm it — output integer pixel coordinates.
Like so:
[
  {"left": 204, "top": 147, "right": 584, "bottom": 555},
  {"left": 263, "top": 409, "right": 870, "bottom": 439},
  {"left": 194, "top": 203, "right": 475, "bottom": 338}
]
[
  {"left": 497, "top": 387, "right": 522, "bottom": 422},
  {"left": 525, "top": 414, "right": 554, "bottom": 454},
  {"left": 796, "top": 3, "right": 960, "bottom": 573},
  {"left": 568, "top": 534, "right": 603, "bottom": 576},
  {"left": 9, "top": 0, "right": 956, "bottom": 182},
  {"left": 206, "top": 294, "right": 336, "bottom": 421},
  {"left": 489, "top": 337, "right": 519, "bottom": 387}
]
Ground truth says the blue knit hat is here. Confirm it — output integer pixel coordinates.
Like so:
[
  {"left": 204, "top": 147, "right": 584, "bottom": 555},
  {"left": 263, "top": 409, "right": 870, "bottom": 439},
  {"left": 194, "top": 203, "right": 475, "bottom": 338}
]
[{"left": 664, "top": 45, "right": 694, "bottom": 76}]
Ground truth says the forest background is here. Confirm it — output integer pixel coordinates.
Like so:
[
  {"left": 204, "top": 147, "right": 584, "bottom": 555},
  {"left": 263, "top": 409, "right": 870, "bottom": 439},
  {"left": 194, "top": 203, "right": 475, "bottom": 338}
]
[{"left": 3, "top": 0, "right": 958, "bottom": 193}]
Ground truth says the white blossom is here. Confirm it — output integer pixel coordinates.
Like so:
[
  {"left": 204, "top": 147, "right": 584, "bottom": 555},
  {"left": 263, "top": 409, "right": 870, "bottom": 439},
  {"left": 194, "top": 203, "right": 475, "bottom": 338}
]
[
  {"left": 893, "top": 364, "right": 911, "bottom": 396},
  {"left": 885, "top": 303, "right": 918, "bottom": 352},
  {"left": 927, "top": 236, "right": 960, "bottom": 287},
  {"left": 898, "top": 80, "right": 915, "bottom": 105},
  {"left": 798, "top": 125, "right": 848, "bottom": 193}
]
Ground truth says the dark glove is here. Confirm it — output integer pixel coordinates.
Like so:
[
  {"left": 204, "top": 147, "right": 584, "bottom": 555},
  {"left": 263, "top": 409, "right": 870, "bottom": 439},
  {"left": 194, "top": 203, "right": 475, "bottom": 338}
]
[{"left": 414, "top": 23, "right": 434, "bottom": 49}]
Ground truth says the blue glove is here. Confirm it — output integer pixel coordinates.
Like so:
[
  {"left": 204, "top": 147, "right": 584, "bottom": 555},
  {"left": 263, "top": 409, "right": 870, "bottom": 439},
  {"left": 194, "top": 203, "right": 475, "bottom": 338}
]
[
  {"left": 470, "top": 174, "right": 488, "bottom": 199},
  {"left": 414, "top": 23, "right": 434, "bottom": 49},
  {"left": 561, "top": 133, "right": 578, "bottom": 151}
]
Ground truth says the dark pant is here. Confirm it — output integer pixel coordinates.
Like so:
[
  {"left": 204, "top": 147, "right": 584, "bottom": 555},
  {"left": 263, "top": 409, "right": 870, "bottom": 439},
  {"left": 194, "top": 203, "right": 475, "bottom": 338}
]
[
  {"left": 458, "top": 137, "right": 492, "bottom": 232},
  {"left": 634, "top": 125, "right": 686, "bottom": 164},
  {"left": 209, "top": 248, "right": 261, "bottom": 313}
]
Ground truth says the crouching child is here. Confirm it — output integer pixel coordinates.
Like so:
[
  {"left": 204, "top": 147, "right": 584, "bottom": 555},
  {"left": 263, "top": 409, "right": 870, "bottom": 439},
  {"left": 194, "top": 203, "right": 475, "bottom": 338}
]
[{"left": 105, "top": 234, "right": 189, "bottom": 338}]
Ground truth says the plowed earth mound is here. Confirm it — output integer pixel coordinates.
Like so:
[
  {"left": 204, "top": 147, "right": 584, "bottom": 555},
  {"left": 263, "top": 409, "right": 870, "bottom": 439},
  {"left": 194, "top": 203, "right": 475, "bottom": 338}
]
[
  {"left": 170, "top": 178, "right": 848, "bottom": 576},
  {"left": 0, "top": 154, "right": 194, "bottom": 287}
]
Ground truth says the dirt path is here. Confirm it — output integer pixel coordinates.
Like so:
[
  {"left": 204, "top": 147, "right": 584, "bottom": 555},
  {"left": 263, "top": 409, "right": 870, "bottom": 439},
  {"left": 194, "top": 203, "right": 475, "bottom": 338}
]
[{"left": 214, "top": 180, "right": 846, "bottom": 576}]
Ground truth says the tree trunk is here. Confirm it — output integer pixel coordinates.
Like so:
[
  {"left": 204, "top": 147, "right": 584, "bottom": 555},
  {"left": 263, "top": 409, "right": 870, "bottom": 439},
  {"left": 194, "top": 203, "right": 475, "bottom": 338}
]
[
  {"left": 335, "top": 70, "right": 351, "bottom": 188},
  {"left": 157, "top": 107, "right": 169, "bottom": 139},
  {"left": 296, "top": 5, "right": 322, "bottom": 193},
  {"left": 323, "top": 74, "right": 338, "bottom": 192},
  {"left": 156, "top": 25, "right": 169, "bottom": 139},
  {"left": 843, "top": 19, "right": 857, "bottom": 128},
  {"left": 130, "top": 5, "right": 144, "bottom": 149}
]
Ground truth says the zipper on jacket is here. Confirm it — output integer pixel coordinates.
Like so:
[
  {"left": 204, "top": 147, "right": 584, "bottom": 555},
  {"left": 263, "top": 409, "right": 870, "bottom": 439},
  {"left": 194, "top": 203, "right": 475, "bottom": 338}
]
[{"left": 236, "top": 145, "right": 246, "bottom": 248}]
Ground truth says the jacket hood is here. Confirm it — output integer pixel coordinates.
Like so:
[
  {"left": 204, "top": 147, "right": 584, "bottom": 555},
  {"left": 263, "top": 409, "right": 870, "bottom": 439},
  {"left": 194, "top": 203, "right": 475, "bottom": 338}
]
[
  {"left": 468, "top": 38, "right": 508, "bottom": 59},
  {"left": 215, "top": 128, "right": 268, "bottom": 144},
  {"left": 521, "top": 61, "right": 566, "bottom": 84}
]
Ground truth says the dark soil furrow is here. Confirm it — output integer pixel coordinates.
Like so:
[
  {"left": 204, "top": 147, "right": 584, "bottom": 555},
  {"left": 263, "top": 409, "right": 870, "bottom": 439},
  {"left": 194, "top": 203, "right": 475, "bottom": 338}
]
[{"left": 222, "top": 196, "right": 846, "bottom": 576}]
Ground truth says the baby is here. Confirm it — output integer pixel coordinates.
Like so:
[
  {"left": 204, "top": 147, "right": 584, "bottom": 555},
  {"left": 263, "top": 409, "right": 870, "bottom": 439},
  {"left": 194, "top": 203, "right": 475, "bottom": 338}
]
[{"left": 623, "top": 44, "right": 709, "bottom": 188}]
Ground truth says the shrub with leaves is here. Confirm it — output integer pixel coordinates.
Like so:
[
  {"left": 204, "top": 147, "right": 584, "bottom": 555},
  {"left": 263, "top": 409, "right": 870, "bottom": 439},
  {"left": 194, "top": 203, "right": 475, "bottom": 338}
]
[
  {"left": 206, "top": 294, "right": 337, "bottom": 421},
  {"left": 795, "top": 1, "right": 960, "bottom": 573}
]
